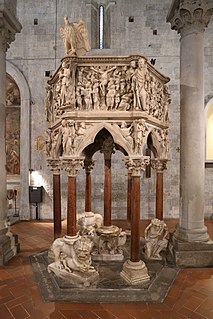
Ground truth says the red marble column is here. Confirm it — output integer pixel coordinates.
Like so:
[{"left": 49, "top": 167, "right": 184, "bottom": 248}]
[
  {"left": 127, "top": 172, "right": 132, "bottom": 226},
  {"left": 104, "top": 158, "right": 112, "bottom": 226},
  {"left": 156, "top": 171, "right": 163, "bottom": 220},
  {"left": 67, "top": 175, "right": 77, "bottom": 236},
  {"left": 85, "top": 170, "right": 92, "bottom": 212},
  {"left": 152, "top": 159, "right": 167, "bottom": 221},
  {"left": 53, "top": 172, "right": 61, "bottom": 239},
  {"left": 130, "top": 175, "right": 141, "bottom": 262}
]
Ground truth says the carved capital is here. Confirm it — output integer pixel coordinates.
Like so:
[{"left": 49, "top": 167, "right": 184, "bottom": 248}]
[
  {"left": 61, "top": 157, "right": 84, "bottom": 176},
  {"left": 47, "top": 158, "right": 61, "bottom": 174},
  {"left": 83, "top": 158, "right": 95, "bottom": 173},
  {"left": 0, "top": 2, "right": 22, "bottom": 52},
  {"left": 151, "top": 159, "right": 168, "bottom": 173},
  {"left": 167, "top": 0, "right": 213, "bottom": 36},
  {"left": 124, "top": 156, "right": 150, "bottom": 176}
]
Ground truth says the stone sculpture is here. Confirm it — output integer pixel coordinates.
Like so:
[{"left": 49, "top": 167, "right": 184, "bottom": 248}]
[
  {"left": 91, "top": 225, "right": 127, "bottom": 261},
  {"left": 60, "top": 16, "right": 90, "bottom": 56},
  {"left": 48, "top": 234, "right": 99, "bottom": 286},
  {"left": 144, "top": 218, "right": 168, "bottom": 260}
]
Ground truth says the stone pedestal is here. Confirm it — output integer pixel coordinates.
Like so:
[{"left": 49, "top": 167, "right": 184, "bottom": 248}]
[
  {"left": 170, "top": 234, "right": 213, "bottom": 267},
  {"left": 0, "top": 0, "right": 21, "bottom": 265},
  {"left": 120, "top": 260, "right": 150, "bottom": 285}
]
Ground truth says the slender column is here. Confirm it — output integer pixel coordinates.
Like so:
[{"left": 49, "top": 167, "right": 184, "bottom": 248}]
[
  {"left": 125, "top": 157, "right": 150, "bottom": 261},
  {"left": 47, "top": 159, "right": 62, "bottom": 239},
  {"left": 67, "top": 175, "right": 76, "bottom": 236},
  {"left": 151, "top": 159, "right": 167, "bottom": 220},
  {"left": 53, "top": 171, "right": 61, "bottom": 239},
  {"left": 84, "top": 159, "right": 95, "bottom": 212},
  {"left": 101, "top": 136, "right": 114, "bottom": 226},
  {"left": 120, "top": 156, "right": 150, "bottom": 285},
  {"left": 62, "top": 158, "right": 84, "bottom": 236},
  {"left": 167, "top": 0, "right": 213, "bottom": 241},
  {"left": 131, "top": 174, "right": 141, "bottom": 262},
  {"left": 0, "top": 1, "right": 22, "bottom": 265},
  {"left": 104, "top": 159, "right": 112, "bottom": 226},
  {"left": 127, "top": 172, "right": 132, "bottom": 226}
]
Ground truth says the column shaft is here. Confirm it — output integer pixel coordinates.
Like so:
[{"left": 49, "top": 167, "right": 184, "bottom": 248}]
[
  {"left": 156, "top": 172, "right": 163, "bottom": 220},
  {"left": 131, "top": 175, "right": 141, "bottom": 262},
  {"left": 179, "top": 32, "right": 208, "bottom": 239},
  {"left": 53, "top": 173, "right": 61, "bottom": 239},
  {"left": 104, "top": 159, "right": 112, "bottom": 226},
  {"left": 67, "top": 175, "right": 76, "bottom": 236},
  {"left": 127, "top": 172, "right": 132, "bottom": 225},
  {"left": 85, "top": 171, "right": 92, "bottom": 212}
]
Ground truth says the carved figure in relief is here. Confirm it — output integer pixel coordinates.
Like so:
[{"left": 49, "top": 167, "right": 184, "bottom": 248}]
[
  {"left": 144, "top": 219, "right": 168, "bottom": 260},
  {"left": 132, "top": 58, "right": 147, "bottom": 111},
  {"left": 106, "top": 79, "right": 116, "bottom": 110},
  {"left": 118, "top": 93, "right": 132, "bottom": 111},
  {"left": 60, "top": 16, "right": 90, "bottom": 56},
  {"left": 45, "top": 84, "right": 53, "bottom": 123},
  {"left": 84, "top": 82, "right": 93, "bottom": 110},
  {"left": 76, "top": 83, "right": 83, "bottom": 110},
  {"left": 51, "top": 129, "right": 62, "bottom": 158},
  {"left": 120, "top": 122, "right": 133, "bottom": 146},
  {"left": 90, "top": 66, "right": 116, "bottom": 96},
  {"left": 131, "top": 119, "right": 149, "bottom": 155},
  {"left": 92, "top": 80, "right": 100, "bottom": 110},
  {"left": 59, "top": 61, "right": 71, "bottom": 106}
]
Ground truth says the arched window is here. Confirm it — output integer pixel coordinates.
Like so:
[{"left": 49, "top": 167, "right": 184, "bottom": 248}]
[
  {"left": 99, "top": 5, "right": 104, "bottom": 49},
  {"left": 205, "top": 98, "right": 213, "bottom": 162}
]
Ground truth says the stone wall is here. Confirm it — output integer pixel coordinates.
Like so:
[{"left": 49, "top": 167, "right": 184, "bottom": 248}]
[{"left": 5, "top": 0, "right": 213, "bottom": 220}]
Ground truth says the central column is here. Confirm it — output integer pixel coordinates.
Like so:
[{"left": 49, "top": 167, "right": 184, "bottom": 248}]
[
  {"left": 167, "top": 0, "right": 213, "bottom": 242},
  {"left": 101, "top": 136, "right": 114, "bottom": 226},
  {"left": 84, "top": 158, "right": 95, "bottom": 212}
]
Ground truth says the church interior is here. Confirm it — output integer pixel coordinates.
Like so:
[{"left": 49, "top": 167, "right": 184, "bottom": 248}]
[{"left": 0, "top": 0, "right": 213, "bottom": 318}]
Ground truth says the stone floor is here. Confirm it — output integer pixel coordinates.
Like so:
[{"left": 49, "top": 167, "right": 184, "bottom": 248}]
[{"left": 0, "top": 219, "right": 212, "bottom": 318}]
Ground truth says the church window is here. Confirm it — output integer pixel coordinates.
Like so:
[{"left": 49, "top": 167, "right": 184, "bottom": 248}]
[{"left": 99, "top": 5, "right": 104, "bottom": 49}]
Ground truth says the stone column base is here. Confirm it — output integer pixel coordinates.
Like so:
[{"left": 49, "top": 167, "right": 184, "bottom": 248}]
[
  {"left": 120, "top": 259, "right": 150, "bottom": 285},
  {"left": 0, "top": 229, "right": 19, "bottom": 265},
  {"left": 169, "top": 235, "right": 213, "bottom": 267},
  {"left": 174, "top": 224, "right": 209, "bottom": 242}
]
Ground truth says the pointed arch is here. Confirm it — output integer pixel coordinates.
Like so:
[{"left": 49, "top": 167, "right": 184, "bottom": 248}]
[{"left": 77, "top": 122, "right": 131, "bottom": 156}]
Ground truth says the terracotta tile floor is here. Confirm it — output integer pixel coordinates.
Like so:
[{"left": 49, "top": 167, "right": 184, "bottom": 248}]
[{"left": 0, "top": 219, "right": 212, "bottom": 319}]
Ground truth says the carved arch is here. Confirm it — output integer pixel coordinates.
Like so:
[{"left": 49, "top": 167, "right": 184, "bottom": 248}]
[{"left": 77, "top": 122, "right": 131, "bottom": 156}]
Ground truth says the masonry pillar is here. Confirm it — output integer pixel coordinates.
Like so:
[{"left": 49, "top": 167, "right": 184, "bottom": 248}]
[
  {"left": 62, "top": 158, "right": 84, "bottom": 236},
  {"left": 151, "top": 159, "right": 167, "bottom": 220},
  {"left": 120, "top": 157, "right": 150, "bottom": 285},
  {"left": 167, "top": 0, "right": 213, "bottom": 242},
  {"left": 0, "top": 0, "right": 22, "bottom": 265}
]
